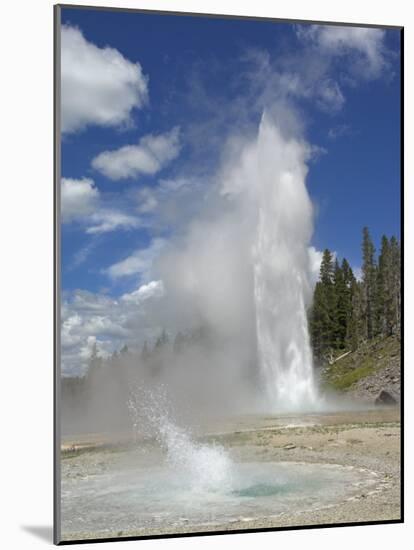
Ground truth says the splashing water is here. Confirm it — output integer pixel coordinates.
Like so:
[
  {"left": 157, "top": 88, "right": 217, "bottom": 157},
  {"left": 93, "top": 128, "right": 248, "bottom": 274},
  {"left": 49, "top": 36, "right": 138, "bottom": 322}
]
[
  {"left": 253, "top": 113, "right": 318, "bottom": 411},
  {"left": 128, "top": 387, "right": 234, "bottom": 493},
  {"left": 157, "top": 418, "right": 234, "bottom": 493}
]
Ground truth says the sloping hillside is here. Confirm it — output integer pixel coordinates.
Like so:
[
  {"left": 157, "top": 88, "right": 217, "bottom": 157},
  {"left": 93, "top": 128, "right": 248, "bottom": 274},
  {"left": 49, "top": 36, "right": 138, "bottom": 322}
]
[{"left": 320, "top": 334, "right": 401, "bottom": 402}]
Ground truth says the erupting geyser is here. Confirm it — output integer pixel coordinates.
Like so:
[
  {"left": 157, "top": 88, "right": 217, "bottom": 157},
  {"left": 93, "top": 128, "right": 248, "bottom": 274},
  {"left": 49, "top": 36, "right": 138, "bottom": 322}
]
[
  {"left": 253, "top": 113, "right": 318, "bottom": 411},
  {"left": 128, "top": 387, "right": 234, "bottom": 493}
]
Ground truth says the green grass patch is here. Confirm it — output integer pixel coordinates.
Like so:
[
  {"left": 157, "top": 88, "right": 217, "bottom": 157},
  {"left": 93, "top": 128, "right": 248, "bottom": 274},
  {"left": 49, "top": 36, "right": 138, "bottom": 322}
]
[
  {"left": 321, "top": 335, "right": 400, "bottom": 392},
  {"left": 327, "top": 362, "right": 375, "bottom": 390},
  {"left": 322, "top": 352, "right": 376, "bottom": 391}
]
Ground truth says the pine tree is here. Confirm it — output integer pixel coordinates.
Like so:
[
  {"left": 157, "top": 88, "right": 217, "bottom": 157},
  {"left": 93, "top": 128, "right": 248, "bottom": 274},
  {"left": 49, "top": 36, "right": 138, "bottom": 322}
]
[
  {"left": 389, "top": 236, "right": 401, "bottom": 335},
  {"left": 309, "top": 230, "right": 400, "bottom": 362},
  {"left": 141, "top": 340, "right": 150, "bottom": 361},
  {"left": 86, "top": 341, "right": 102, "bottom": 387},
  {"left": 173, "top": 332, "right": 185, "bottom": 354},
  {"left": 309, "top": 249, "right": 336, "bottom": 361},
  {"left": 333, "top": 259, "right": 348, "bottom": 350},
  {"left": 320, "top": 249, "right": 335, "bottom": 286},
  {"left": 309, "top": 281, "right": 326, "bottom": 361},
  {"left": 348, "top": 279, "right": 363, "bottom": 351},
  {"left": 376, "top": 236, "right": 391, "bottom": 336},
  {"left": 361, "top": 227, "right": 376, "bottom": 340},
  {"left": 120, "top": 344, "right": 129, "bottom": 355},
  {"left": 154, "top": 329, "right": 169, "bottom": 350},
  {"left": 340, "top": 258, "right": 358, "bottom": 350}
]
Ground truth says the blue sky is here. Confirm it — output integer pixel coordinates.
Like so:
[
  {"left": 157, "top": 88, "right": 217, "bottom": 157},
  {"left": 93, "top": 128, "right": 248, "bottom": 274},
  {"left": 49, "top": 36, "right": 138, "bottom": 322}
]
[{"left": 60, "top": 7, "right": 401, "bottom": 374}]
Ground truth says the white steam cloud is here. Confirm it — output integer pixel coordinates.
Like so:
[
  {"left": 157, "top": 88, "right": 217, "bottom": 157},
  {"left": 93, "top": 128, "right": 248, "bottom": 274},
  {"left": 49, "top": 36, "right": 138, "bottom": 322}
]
[
  {"left": 63, "top": 108, "right": 324, "bottom": 415},
  {"left": 296, "top": 25, "right": 388, "bottom": 79},
  {"left": 149, "top": 107, "right": 319, "bottom": 411}
]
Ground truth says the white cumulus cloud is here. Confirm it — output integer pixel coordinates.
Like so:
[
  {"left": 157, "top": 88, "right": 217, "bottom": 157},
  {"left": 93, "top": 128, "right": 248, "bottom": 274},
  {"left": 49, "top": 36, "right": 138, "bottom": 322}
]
[
  {"left": 61, "top": 177, "right": 141, "bottom": 234},
  {"left": 308, "top": 246, "right": 323, "bottom": 285},
  {"left": 61, "top": 25, "right": 148, "bottom": 133},
  {"left": 353, "top": 266, "right": 363, "bottom": 282},
  {"left": 61, "top": 177, "right": 99, "bottom": 222},
  {"left": 121, "top": 280, "right": 164, "bottom": 304},
  {"left": 106, "top": 238, "right": 166, "bottom": 280},
  {"left": 86, "top": 209, "right": 141, "bottom": 234},
  {"left": 61, "top": 284, "right": 165, "bottom": 375},
  {"left": 91, "top": 127, "right": 181, "bottom": 180}
]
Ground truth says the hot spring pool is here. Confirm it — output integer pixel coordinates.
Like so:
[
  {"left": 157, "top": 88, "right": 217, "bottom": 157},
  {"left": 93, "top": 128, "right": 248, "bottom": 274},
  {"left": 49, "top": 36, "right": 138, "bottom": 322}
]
[{"left": 61, "top": 458, "right": 379, "bottom": 538}]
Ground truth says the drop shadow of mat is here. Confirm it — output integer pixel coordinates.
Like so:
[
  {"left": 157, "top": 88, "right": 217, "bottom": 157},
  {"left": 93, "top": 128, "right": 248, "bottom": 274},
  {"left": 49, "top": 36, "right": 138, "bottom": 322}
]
[{"left": 21, "top": 525, "right": 53, "bottom": 543}]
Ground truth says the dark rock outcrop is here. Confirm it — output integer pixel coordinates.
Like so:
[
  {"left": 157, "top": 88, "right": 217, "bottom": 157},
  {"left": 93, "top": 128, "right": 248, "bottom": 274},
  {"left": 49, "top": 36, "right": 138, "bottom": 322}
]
[{"left": 375, "top": 390, "right": 398, "bottom": 406}]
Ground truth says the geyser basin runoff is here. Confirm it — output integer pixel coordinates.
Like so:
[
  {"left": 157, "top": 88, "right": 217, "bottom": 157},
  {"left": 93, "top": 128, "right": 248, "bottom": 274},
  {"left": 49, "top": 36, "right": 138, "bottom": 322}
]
[{"left": 61, "top": 456, "right": 379, "bottom": 540}]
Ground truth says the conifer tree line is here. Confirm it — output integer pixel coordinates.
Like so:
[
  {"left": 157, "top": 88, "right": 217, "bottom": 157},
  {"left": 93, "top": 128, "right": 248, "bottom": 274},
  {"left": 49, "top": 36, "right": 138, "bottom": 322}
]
[{"left": 309, "top": 227, "right": 401, "bottom": 364}]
